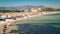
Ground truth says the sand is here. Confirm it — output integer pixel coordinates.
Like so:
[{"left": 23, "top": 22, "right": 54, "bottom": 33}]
[
  {"left": 0, "top": 11, "right": 60, "bottom": 34},
  {"left": 0, "top": 11, "right": 60, "bottom": 26}
]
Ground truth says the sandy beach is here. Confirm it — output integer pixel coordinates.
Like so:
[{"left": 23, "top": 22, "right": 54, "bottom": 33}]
[
  {"left": 0, "top": 11, "right": 60, "bottom": 26},
  {"left": 0, "top": 11, "right": 60, "bottom": 34}
]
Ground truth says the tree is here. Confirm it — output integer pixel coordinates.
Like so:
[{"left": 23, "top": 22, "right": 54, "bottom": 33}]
[
  {"left": 56, "top": 9, "right": 60, "bottom": 11},
  {"left": 43, "top": 8, "right": 55, "bottom": 11}
]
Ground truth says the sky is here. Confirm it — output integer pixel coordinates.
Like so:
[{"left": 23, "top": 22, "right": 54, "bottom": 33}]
[{"left": 0, "top": 0, "right": 60, "bottom": 8}]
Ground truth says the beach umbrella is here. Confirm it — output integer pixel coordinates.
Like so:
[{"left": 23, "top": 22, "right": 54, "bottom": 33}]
[
  {"left": 0, "top": 15, "right": 6, "bottom": 19},
  {"left": 6, "top": 15, "right": 11, "bottom": 18}
]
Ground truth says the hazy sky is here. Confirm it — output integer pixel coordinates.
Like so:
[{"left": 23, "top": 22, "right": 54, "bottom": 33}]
[{"left": 0, "top": 0, "right": 60, "bottom": 8}]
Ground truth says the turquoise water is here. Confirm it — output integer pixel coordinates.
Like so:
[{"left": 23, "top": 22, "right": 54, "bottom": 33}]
[
  {"left": 9, "top": 13, "right": 60, "bottom": 34},
  {"left": 13, "top": 13, "right": 60, "bottom": 24}
]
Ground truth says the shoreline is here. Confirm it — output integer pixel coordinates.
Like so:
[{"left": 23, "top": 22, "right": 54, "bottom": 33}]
[{"left": 0, "top": 11, "right": 60, "bottom": 27}]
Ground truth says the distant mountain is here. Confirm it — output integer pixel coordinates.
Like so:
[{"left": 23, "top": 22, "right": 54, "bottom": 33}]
[{"left": 0, "top": 5, "right": 46, "bottom": 10}]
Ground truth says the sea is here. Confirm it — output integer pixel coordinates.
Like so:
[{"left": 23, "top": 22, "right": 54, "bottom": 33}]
[{"left": 9, "top": 13, "right": 60, "bottom": 34}]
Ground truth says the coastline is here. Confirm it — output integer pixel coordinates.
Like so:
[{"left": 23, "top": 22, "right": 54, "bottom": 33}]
[{"left": 0, "top": 11, "right": 60, "bottom": 27}]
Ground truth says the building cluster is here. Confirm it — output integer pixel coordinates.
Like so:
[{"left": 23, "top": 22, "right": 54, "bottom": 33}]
[
  {"left": 24, "top": 8, "right": 42, "bottom": 12},
  {"left": 31, "top": 8, "right": 42, "bottom": 12}
]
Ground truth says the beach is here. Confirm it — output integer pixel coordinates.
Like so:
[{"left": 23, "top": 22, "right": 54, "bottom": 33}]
[
  {"left": 0, "top": 11, "right": 60, "bottom": 34},
  {"left": 0, "top": 11, "right": 60, "bottom": 26},
  {"left": 5, "top": 11, "right": 60, "bottom": 34}
]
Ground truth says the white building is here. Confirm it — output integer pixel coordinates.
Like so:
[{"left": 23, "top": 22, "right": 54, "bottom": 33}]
[
  {"left": 24, "top": 10, "right": 29, "bottom": 12},
  {"left": 31, "top": 8, "right": 42, "bottom": 12},
  {"left": 38, "top": 8, "right": 42, "bottom": 11}
]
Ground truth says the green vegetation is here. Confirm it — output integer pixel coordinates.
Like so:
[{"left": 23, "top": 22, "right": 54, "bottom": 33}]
[
  {"left": 43, "top": 8, "right": 55, "bottom": 11},
  {"left": 43, "top": 8, "right": 60, "bottom": 11},
  {"left": 0, "top": 8, "right": 60, "bottom": 13},
  {"left": 0, "top": 10, "right": 25, "bottom": 13},
  {"left": 56, "top": 9, "right": 60, "bottom": 11}
]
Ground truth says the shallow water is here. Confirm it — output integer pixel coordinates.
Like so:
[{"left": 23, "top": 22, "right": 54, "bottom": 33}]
[
  {"left": 14, "top": 13, "right": 60, "bottom": 24},
  {"left": 9, "top": 13, "right": 60, "bottom": 34}
]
